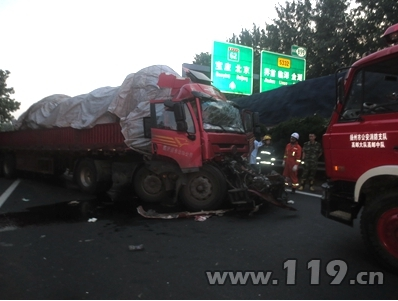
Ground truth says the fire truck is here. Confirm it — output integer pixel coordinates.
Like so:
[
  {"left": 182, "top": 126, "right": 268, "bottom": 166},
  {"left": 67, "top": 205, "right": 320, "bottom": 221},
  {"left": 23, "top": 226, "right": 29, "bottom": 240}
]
[
  {"left": 0, "top": 67, "right": 292, "bottom": 212},
  {"left": 321, "top": 24, "right": 398, "bottom": 272}
]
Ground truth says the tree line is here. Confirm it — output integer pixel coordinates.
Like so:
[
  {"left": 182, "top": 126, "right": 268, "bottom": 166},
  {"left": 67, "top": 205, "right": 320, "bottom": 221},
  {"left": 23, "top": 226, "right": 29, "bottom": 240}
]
[{"left": 193, "top": 0, "right": 398, "bottom": 94}]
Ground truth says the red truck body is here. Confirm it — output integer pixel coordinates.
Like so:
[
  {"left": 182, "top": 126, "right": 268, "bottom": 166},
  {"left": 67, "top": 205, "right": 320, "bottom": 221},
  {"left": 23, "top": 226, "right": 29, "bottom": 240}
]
[
  {"left": 0, "top": 123, "right": 127, "bottom": 151},
  {"left": 0, "top": 69, "right": 291, "bottom": 212},
  {"left": 321, "top": 24, "right": 398, "bottom": 273}
]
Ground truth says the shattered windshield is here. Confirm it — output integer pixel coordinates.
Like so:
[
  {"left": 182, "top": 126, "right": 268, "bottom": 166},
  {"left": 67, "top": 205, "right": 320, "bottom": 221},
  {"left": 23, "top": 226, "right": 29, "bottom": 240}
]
[{"left": 201, "top": 99, "right": 245, "bottom": 133}]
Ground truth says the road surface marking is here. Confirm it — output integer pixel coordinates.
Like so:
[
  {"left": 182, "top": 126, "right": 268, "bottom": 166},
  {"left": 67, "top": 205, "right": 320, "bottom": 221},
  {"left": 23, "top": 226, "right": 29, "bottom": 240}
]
[
  {"left": 0, "top": 179, "right": 21, "bottom": 208},
  {"left": 286, "top": 189, "right": 321, "bottom": 198}
]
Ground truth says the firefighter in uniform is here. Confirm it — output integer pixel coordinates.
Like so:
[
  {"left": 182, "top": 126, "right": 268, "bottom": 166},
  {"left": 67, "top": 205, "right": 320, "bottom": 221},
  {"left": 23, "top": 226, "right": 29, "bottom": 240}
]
[
  {"left": 257, "top": 135, "right": 275, "bottom": 174},
  {"left": 299, "top": 133, "right": 322, "bottom": 191},
  {"left": 282, "top": 132, "right": 302, "bottom": 193}
]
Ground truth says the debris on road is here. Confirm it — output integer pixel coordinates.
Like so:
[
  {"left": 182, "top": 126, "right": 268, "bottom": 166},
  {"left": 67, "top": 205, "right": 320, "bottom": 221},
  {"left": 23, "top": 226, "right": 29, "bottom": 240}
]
[
  {"left": 128, "top": 244, "right": 144, "bottom": 251},
  {"left": 22, "top": 198, "right": 30, "bottom": 202},
  {"left": 136, "top": 206, "right": 232, "bottom": 220},
  {"left": 87, "top": 217, "right": 97, "bottom": 222},
  {"left": 68, "top": 200, "right": 80, "bottom": 206},
  {"left": 194, "top": 215, "right": 210, "bottom": 222},
  {"left": 0, "top": 242, "right": 13, "bottom": 247},
  {"left": 0, "top": 226, "right": 18, "bottom": 232}
]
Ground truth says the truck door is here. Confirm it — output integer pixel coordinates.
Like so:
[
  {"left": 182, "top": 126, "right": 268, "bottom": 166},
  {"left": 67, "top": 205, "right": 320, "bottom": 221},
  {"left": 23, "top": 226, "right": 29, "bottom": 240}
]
[
  {"left": 328, "top": 67, "right": 398, "bottom": 181},
  {"left": 150, "top": 102, "right": 202, "bottom": 172}
]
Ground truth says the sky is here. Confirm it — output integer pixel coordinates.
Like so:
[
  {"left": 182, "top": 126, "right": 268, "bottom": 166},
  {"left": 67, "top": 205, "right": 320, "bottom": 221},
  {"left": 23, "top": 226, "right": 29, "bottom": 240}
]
[{"left": 0, "top": 0, "right": 283, "bottom": 119}]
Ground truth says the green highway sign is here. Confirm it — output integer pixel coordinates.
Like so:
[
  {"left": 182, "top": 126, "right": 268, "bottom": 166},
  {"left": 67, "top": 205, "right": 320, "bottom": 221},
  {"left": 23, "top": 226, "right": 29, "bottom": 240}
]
[
  {"left": 260, "top": 50, "right": 306, "bottom": 92},
  {"left": 291, "top": 45, "right": 307, "bottom": 58},
  {"left": 211, "top": 41, "right": 253, "bottom": 95}
]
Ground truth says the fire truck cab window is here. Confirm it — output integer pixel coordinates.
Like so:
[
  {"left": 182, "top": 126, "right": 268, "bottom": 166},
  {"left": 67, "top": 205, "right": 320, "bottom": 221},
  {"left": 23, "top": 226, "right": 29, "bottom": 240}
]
[
  {"left": 341, "top": 62, "right": 398, "bottom": 121},
  {"left": 340, "top": 71, "right": 363, "bottom": 120}
]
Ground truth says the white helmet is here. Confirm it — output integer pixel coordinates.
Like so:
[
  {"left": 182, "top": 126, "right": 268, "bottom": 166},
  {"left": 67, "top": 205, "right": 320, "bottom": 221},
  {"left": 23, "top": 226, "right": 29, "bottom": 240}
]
[{"left": 291, "top": 132, "right": 299, "bottom": 140}]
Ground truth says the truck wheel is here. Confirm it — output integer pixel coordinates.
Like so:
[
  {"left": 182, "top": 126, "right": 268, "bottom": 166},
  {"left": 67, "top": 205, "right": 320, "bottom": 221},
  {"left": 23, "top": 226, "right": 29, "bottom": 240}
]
[
  {"left": 180, "top": 165, "right": 226, "bottom": 211},
  {"left": 133, "top": 166, "right": 168, "bottom": 203},
  {"left": 360, "top": 193, "right": 398, "bottom": 273},
  {"left": 75, "top": 159, "right": 107, "bottom": 194},
  {"left": 2, "top": 154, "right": 17, "bottom": 179}
]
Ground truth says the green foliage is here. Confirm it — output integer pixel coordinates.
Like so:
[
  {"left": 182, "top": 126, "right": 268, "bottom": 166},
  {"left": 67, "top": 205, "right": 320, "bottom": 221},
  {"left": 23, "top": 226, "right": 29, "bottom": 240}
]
[
  {"left": 352, "top": 0, "right": 398, "bottom": 55},
  {"left": 0, "top": 69, "right": 20, "bottom": 124},
  {"left": 192, "top": 0, "right": 398, "bottom": 80},
  {"left": 192, "top": 52, "right": 211, "bottom": 66},
  {"left": 0, "top": 121, "right": 15, "bottom": 132},
  {"left": 266, "top": 115, "right": 329, "bottom": 159}
]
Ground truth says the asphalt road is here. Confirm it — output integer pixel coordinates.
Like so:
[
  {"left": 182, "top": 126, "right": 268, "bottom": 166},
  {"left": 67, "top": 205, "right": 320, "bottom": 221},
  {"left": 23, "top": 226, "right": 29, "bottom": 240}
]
[{"left": 0, "top": 175, "right": 397, "bottom": 299}]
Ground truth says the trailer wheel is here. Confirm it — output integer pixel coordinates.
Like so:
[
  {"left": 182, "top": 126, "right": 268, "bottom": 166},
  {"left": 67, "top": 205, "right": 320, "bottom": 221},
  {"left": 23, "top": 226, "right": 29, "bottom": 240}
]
[
  {"left": 180, "top": 165, "right": 226, "bottom": 211},
  {"left": 133, "top": 166, "right": 168, "bottom": 203},
  {"left": 2, "top": 154, "right": 17, "bottom": 179},
  {"left": 75, "top": 159, "right": 110, "bottom": 194},
  {"left": 360, "top": 193, "right": 398, "bottom": 274}
]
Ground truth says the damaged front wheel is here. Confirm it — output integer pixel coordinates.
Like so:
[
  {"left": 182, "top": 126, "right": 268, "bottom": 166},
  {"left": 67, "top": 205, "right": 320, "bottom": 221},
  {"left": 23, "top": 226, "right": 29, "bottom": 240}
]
[{"left": 180, "top": 165, "right": 226, "bottom": 211}]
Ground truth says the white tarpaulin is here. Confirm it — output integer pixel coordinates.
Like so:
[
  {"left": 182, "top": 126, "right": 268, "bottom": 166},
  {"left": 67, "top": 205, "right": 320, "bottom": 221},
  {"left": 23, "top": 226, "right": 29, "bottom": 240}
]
[
  {"left": 15, "top": 65, "right": 181, "bottom": 153},
  {"left": 108, "top": 65, "right": 179, "bottom": 152}
]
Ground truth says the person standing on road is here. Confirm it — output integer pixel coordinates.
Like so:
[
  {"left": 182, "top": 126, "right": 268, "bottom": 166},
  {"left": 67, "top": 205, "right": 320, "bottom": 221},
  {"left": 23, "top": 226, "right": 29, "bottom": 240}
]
[
  {"left": 282, "top": 132, "right": 302, "bottom": 193},
  {"left": 250, "top": 136, "right": 263, "bottom": 171},
  {"left": 299, "top": 133, "right": 322, "bottom": 191},
  {"left": 257, "top": 135, "right": 275, "bottom": 174}
]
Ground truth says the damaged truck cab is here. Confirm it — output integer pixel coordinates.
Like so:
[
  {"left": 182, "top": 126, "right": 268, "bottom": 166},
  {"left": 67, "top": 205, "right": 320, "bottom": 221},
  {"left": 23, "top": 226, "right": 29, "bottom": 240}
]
[{"left": 141, "top": 70, "right": 290, "bottom": 211}]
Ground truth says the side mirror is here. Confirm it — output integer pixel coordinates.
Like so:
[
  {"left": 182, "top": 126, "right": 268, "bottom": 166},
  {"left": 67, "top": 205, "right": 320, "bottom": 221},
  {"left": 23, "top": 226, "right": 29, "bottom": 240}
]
[
  {"left": 176, "top": 120, "right": 188, "bottom": 132},
  {"left": 253, "top": 112, "right": 260, "bottom": 126},
  {"left": 143, "top": 117, "right": 151, "bottom": 138},
  {"left": 164, "top": 99, "right": 174, "bottom": 108},
  {"left": 173, "top": 102, "right": 186, "bottom": 122},
  {"left": 254, "top": 126, "right": 261, "bottom": 136}
]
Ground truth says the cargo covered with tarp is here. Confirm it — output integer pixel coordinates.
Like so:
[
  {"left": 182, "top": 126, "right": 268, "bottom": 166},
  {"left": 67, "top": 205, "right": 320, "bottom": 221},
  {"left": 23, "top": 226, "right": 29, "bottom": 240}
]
[{"left": 14, "top": 65, "right": 180, "bottom": 153}]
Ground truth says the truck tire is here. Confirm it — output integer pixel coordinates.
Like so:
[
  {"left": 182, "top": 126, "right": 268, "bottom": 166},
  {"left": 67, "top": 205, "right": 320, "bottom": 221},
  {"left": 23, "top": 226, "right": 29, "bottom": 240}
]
[
  {"left": 133, "top": 166, "right": 168, "bottom": 203},
  {"left": 360, "top": 193, "right": 398, "bottom": 274},
  {"left": 2, "top": 154, "right": 17, "bottom": 179},
  {"left": 75, "top": 159, "right": 111, "bottom": 194},
  {"left": 180, "top": 165, "right": 226, "bottom": 211}
]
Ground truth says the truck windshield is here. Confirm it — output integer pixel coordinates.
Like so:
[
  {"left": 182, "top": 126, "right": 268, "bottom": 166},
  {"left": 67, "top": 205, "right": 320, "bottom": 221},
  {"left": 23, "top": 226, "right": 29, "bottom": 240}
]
[{"left": 200, "top": 99, "right": 245, "bottom": 133}]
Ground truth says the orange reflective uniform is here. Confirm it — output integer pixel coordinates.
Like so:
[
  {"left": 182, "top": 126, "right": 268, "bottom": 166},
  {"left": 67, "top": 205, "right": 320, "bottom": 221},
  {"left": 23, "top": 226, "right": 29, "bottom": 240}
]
[{"left": 283, "top": 142, "right": 302, "bottom": 187}]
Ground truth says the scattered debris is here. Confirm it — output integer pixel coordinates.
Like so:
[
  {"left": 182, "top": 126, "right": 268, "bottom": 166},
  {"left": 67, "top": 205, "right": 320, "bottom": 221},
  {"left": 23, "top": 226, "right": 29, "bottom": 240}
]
[
  {"left": 128, "top": 244, "right": 144, "bottom": 251},
  {"left": 194, "top": 215, "right": 210, "bottom": 222},
  {"left": 40, "top": 235, "right": 46, "bottom": 238},
  {"left": 88, "top": 218, "right": 97, "bottom": 222},
  {"left": 249, "top": 205, "right": 261, "bottom": 216},
  {"left": 0, "top": 242, "right": 13, "bottom": 247},
  {"left": 287, "top": 200, "right": 295, "bottom": 204},
  {"left": 22, "top": 198, "right": 30, "bottom": 202},
  {"left": 68, "top": 200, "right": 80, "bottom": 206},
  {"left": 0, "top": 226, "right": 18, "bottom": 232},
  {"left": 137, "top": 206, "right": 232, "bottom": 220}
]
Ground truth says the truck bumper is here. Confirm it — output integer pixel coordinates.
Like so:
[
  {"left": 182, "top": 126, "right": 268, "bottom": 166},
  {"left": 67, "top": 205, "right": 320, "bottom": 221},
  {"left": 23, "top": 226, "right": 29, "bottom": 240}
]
[{"left": 320, "top": 181, "right": 361, "bottom": 226}]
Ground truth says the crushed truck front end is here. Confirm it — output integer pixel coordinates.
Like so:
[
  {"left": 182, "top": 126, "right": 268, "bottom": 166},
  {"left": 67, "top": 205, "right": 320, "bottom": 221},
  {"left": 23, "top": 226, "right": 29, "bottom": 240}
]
[{"left": 147, "top": 77, "right": 292, "bottom": 211}]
